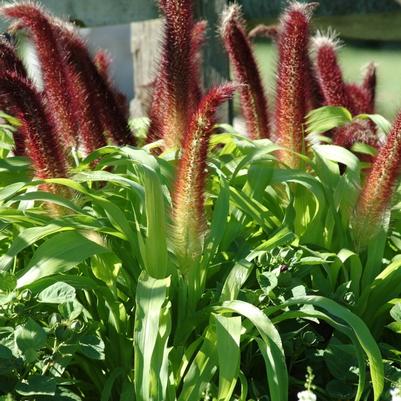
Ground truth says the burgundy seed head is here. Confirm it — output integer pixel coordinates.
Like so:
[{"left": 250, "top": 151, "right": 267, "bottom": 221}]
[
  {"left": 1, "top": 3, "right": 78, "bottom": 148},
  {"left": 0, "top": 71, "right": 69, "bottom": 185},
  {"left": 172, "top": 83, "right": 236, "bottom": 261},
  {"left": 275, "top": 2, "right": 316, "bottom": 167},
  {"left": 53, "top": 20, "right": 133, "bottom": 149},
  {"left": 361, "top": 62, "right": 377, "bottom": 114},
  {"left": 312, "top": 30, "right": 355, "bottom": 113},
  {"left": 354, "top": 109, "right": 401, "bottom": 243},
  {"left": 221, "top": 4, "right": 270, "bottom": 140},
  {"left": 146, "top": 0, "right": 195, "bottom": 148},
  {"left": 0, "top": 37, "right": 27, "bottom": 78},
  {"left": 0, "top": 37, "right": 28, "bottom": 155},
  {"left": 189, "top": 20, "right": 207, "bottom": 110}
]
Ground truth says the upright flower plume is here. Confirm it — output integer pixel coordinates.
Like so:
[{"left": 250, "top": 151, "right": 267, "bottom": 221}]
[
  {"left": 221, "top": 4, "right": 270, "bottom": 140},
  {"left": 172, "top": 83, "right": 236, "bottom": 262},
  {"left": 0, "top": 72, "right": 69, "bottom": 187},
  {"left": 275, "top": 2, "right": 317, "bottom": 168},
  {"left": 332, "top": 119, "right": 380, "bottom": 164},
  {"left": 1, "top": 3, "right": 78, "bottom": 147},
  {"left": 188, "top": 20, "right": 207, "bottom": 110},
  {"left": 312, "top": 30, "right": 355, "bottom": 112},
  {"left": 361, "top": 62, "right": 377, "bottom": 114},
  {"left": 354, "top": 110, "right": 401, "bottom": 243},
  {"left": 0, "top": 37, "right": 27, "bottom": 78},
  {"left": 146, "top": 0, "right": 195, "bottom": 148},
  {"left": 52, "top": 20, "right": 134, "bottom": 149},
  {"left": 0, "top": 37, "right": 28, "bottom": 155}
]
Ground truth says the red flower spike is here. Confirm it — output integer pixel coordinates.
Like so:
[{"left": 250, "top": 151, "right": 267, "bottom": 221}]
[
  {"left": 304, "top": 52, "right": 324, "bottom": 112},
  {"left": 93, "top": 49, "right": 130, "bottom": 120},
  {"left": 221, "top": 4, "right": 270, "bottom": 140},
  {"left": 333, "top": 120, "right": 380, "bottom": 165},
  {"left": 1, "top": 3, "right": 78, "bottom": 148},
  {"left": 345, "top": 83, "right": 372, "bottom": 115},
  {"left": 354, "top": 110, "right": 401, "bottom": 243},
  {"left": 147, "top": 0, "right": 195, "bottom": 148},
  {"left": 54, "top": 22, "right": 134, "bottom": 148},
  {"left": 275, "top": 2, "right": 317, "bottom": 167},
  {"left": 0, "top": 72, "right": 69, "bottom": 186},
  {"left": 361, "top": 62, "right": 377, "bottom": 114},
  {"left": 172, "top": 83, "right": 236, "bottom": 261},
  {"left": 189, "top": 20, "right": 207, "bottom": 109},
  {"left": 0, "top": 38, "right": 28, "bottom": 155},
  {"left": 312, "top": 30, "right": 355, "bottom": 113},
  {"left": 0, "top": 38, "right": 27, "bottom": 78}
]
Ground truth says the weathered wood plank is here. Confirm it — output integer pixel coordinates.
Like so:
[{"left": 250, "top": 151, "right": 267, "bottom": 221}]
[{"left": 130, "top": 18, "right": 163, "bottom": 117}]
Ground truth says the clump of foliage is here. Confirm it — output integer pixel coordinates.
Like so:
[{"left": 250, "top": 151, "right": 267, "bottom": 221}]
[{"left": 1, "top": 1, "right": 401, "bottom": 401}]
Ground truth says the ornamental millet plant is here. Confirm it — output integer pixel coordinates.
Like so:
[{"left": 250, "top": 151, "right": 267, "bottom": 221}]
[
  {"left": 0, "top": 2, "right": 135, "bottom": 164},
  {"left": 0, "top": 71, "right": 69, "bottom": 191},
  {"left": 172, "top": 83, "right": 236, "bottom": 265},
  {"left": 146, "top": 0, "right": 198, "bottom": 148},
  {"left": 221, "top": 4, "right": 270, "bottom": 140},
  {"left": 354, "top": 111, "right": 401, "bottom": 245},
  {"left": 1, "top": 3, "right": 78, "bottom": 148},
  {"left": 274, "top": 2, "right": 317, "bottom": 168}
]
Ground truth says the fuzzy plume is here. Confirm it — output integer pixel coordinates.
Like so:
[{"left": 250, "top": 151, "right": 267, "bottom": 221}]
[
  {"left": 361, "top": 62, "right": 377, "bottom": 114},
  {"left": 0, "top": 37, "right": 27, "bottom": 78},
  {"left": 172, "top": 83, "right": 236, "bottom": 262},
  {"left": 333, "top": 120, "right": 378, "bottom": 148},
  {"left": 354, "top": 110, "right": 401, "bottom": 243},
  {"left": 146, "top": 0, "right": 195, "bottom": 148},
  {"left": 189, "top": 20, "right": 207, "bottom": 109},
  {"left": 312, "top": 30, "right": 355, "bottom": 113},
  {"left": 1, "top": 3, "right": 78, "bottom": 147},
  {"left": 221, "top": 4, "right": 270, "bottom": 140},
  {"left": 0, "top": 37, "right": 28, "bottom": 155},
  {"left": 0, "top": 72, "right": 69, "bottom": 187},
  {"left": 53, "top": 21, "right": 133, "bottom": 149},
  {"left": 275, "top": 2, "right": 317, "bottom": 167}
]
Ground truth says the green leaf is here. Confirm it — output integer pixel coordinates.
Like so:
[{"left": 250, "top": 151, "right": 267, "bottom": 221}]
[
  {"left": 134, "top": 272, "right": 171, "bottom": 401},
  {"left": 215, "top": 300, "right": 287, "bottom": 401},
  {"left": 214, "top": 315, "right": 241, "bottom": 401},
  {"left": 16, "top": 376, "right": 56, "bottom": 396},
  {"left": 38, "top": 282, "right": 76, "bottom": 304},
  {"left": 101, "top": 368, "right": 124, "bottom": 401},
  {"left": 268, "top": 296, "right": 384, "bottom": 401},
  {"left": 356, "top": 113, "right": 392, "bottom": 134},
  {"left": 220, "top": 260, "right": 253, "bottom": 302},
  {"left": 17, "top": 231, "right": 110, "bottom": 287},
  {"left": 0, "top": 224, "right": 75, "bottom": 272},
  {"left": 306, "top": 106, "right": 352, "bottom": 134},
  {"left": 78, "top": 336, "right": 105, "bottom": 360},
  {"left": 178, "top": 328, "right": 217, "bottom": 401},
  {"left": 0, "top": 272, "right": 16, "bottom": 292},
  {"left": 137, "top": 165, "right": 168, "bottom": 279},
  {"left": 15, "top": 318, "right": 47, "bottom": 362},
  {"left": 390, "top": 303, "right": 401, "bottom": 322}
]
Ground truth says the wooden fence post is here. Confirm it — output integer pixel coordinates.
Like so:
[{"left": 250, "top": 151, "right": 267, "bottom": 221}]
[{"left": 130, "top": 18, "right": 163, "bottom": 117}]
